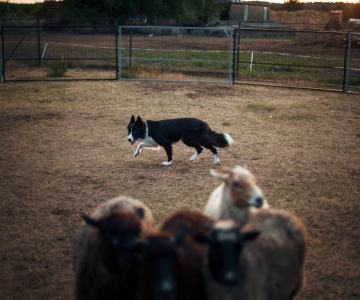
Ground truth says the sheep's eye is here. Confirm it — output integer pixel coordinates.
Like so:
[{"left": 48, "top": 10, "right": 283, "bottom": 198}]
[
  {"left": 232, "top": 182, "right": 242, "bottom": 189},
  {"left": 112, "top": 238, "right": 119, "bottom": 245}
]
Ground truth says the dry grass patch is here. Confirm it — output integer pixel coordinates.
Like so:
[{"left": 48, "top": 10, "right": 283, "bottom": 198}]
[{"left": 0, "top": 81, "right": 359, "bottom": 300}]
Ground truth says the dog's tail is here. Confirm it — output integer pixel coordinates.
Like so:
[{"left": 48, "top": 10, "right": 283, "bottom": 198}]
[{"left": 211, "top": 132, "right": 234, "bottom": 148}]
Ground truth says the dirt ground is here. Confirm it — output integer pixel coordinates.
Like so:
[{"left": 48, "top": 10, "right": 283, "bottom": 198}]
[{"left": 0, "top": 80, "right": 359, "bottom": 300}]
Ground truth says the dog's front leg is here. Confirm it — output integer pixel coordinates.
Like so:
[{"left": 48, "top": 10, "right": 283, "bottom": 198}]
[{"left": 134, "top": 142, "right": 145, "bottom": 157}]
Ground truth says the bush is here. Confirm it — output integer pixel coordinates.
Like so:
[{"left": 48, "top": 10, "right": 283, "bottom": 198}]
[{"left": 48, "top": 60, "right": 68, "bottom": 77}]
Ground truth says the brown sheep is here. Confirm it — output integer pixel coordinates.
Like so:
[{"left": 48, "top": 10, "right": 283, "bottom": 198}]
[
  {"left": 160, "top": 210, "right": 259, "bottom": 299},
  {"left": 73, "top": 196, "right": 156, "bottom": 300},
  {"left": 203, "top": 209, "right": 307, "bottom": 300}
]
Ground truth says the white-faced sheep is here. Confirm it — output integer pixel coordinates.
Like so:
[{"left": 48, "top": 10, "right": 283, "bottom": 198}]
[
  {"left": 204, "top": 166, "right": 269, "bottom": 223},
  {"left": 73, "top": 196, "right": 156, "bottom": 300},
  {"left": 203, "top": 209, "right": 307, "bottom": 300}
]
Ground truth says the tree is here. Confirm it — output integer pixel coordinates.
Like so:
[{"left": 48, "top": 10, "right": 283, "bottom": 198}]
[
  {"left": 62, "top": 0, "right": 219, "bottom": 20},
  {"left": 280, "top": 0, "right": 305, "bottom": 12}
]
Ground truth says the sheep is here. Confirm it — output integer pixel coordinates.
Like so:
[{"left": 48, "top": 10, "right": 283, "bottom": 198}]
[
  {"left": 203, "top": 209, "right": 307, "bottom": 300},
  {"left": 204, "top": 166, "right": 269, "bottom": 223},
  {"left": 159, "top": 210, "right": 259, "bottom": 300},
  {"left": 73, "top": 196, "right": 156, "bottom": 300},
  {"left": 135, "top": 230, "right": 188, "bottom": 300}
]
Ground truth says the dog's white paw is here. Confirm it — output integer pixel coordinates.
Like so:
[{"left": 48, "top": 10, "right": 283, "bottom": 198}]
[
  {"left": 213, "top": 159, "right": 220, "bottom": 165},
  {"left": 162, "top": 161, "right": 172, "bottom": 166},
  {"left": 190, "top": 153, "right": 198, "bottom": 161},
  {"left": 134, "top": 151, "right": 139, "bottom": 157}
]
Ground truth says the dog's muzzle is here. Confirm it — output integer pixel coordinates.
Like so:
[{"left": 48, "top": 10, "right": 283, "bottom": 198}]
[{"left": 128, "top": 138, "right": 137, "bottom": 145}]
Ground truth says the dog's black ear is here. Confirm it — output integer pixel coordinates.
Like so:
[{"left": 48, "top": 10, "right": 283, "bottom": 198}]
[
  {"left": 136, "top": 116, "right": 143, "bottom": 125},
  {"left": 130, "top": 115, "right": 135, "bottom": 123}
]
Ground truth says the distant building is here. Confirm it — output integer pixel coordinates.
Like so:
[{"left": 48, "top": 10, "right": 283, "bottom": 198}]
[
  {"left": 212, "top": 0, "right": 271, "bottom": 22},
  {"left": 329, "top": 10, "right": 343, "bottom": 24}
]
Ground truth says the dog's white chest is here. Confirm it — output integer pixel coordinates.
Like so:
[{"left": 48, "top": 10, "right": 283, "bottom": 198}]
[{"left": 140, "top": 136, "right": 159, "bottom": 147}]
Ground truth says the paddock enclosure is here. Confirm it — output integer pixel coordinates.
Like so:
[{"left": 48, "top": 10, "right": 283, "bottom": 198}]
[
  {"left": 0, "top": 80, "right": 359, "bottom": 300},
  {"left": 1, "top": 25, "right": 360, "bottom": 93}
]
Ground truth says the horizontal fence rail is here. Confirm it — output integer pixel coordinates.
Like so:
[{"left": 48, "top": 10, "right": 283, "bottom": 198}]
[
  {"left": 2, "top": 25, "right": 118, "bottom": 82},
  {"left": 119, "top": 26, "right": 233, "bottom": 84},
  {"left": 233, "top": 28, "right": 352, "bottom": 92}
]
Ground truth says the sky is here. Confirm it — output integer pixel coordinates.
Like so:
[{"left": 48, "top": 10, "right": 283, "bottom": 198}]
[{"left": 5, "top": 0, "right": 360, "bottom": 4}]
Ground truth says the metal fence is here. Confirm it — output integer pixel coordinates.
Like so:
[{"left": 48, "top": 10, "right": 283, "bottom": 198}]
[
  {"left": 119, "top": 26, "right": 233, "bottom": 83},
  {"left": 346, "top": 33, "right": 360, "bottom": 94},
  {"left": 1, "top": 24, "right": 360, "bottom": 95},
  {"left": 1, "top": 25, "right": 118, "bottom": 82},
  {"left": 232, "top": 28, "right": 360, "bottom": 93}
]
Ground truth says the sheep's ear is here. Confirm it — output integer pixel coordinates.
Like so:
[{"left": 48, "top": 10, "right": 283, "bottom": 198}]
[
  {"left": 210, "top": 168, "right": 231, "bottom": 182},
  {"left": 82, "top": 214, "right": 99, "bottom": 228},
  {"left": 242, "top": 230, "right": 260, "bottom": 242},
  {"left": 135, "top": 207, "right": 145, "bottom": 219},
  {"left": 130, "top": 115, "right": 135, "bottom": 123},
  {"left": 173, "top": 226, "right": 187, "bottom": 245},
  {"left": 136, "top": 116, "right": 143, "bottom": 125}
]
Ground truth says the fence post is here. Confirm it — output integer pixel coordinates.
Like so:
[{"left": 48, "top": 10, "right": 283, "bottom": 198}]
[
  {"left": 232, "top": 30, "right": 236, "bottom": 85},
  {"left": 0, "top": 27, "right": 2, "bottom": 83},
  {"left": 343, "top": 32, "right": 349, "bottom": 92},
  {"left": 129, "top": 28, "right": 132, "bottom": 70},
  {"left": 229, "top": 29, "right": 233, "bottom": 85},
  {"left": 346, "top": 33, "right": 352, "bottom": 94},
  {"left": 116, "top": 26, "right": 118, "bottom": 80},
  {"left": 119, "top": 26, "right": 121, "bottom": 81},
  {"left": 1, "top": 27, "right": 4, "bottom": 83},
  {"left": 38, "top": 17, "right": 41, "bottom": 65}
]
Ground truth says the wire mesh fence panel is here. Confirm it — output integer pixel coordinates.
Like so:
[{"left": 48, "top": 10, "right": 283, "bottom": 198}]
[
  {"left": 346, "top": 33, "right": 360, "bottom": 94},
  {"left": 2, "top": 25, "right": 117, "bottom": 81},
  {"left": 119, "top": 26, "right": 233, "bottom": 83},
  {"left": 234, "top": 29, "right": 348, "bottom": 91}
]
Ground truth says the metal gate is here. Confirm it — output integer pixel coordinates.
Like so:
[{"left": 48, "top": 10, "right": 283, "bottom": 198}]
[
  {"left": 119, "top": 26, "right": 233, "bottom": 84},
  {"left": 233, "top": 28, "right": 349, "bottom": 92},
  {"left": 346, "top": 33, "right": 360, "bottom": 94},
  {"left": 1, "top": 25, "right": 118, "bottom": 82}
]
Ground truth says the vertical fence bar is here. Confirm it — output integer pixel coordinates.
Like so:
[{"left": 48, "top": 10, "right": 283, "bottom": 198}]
[
  {"left": 2, "top": 27, "right": 5, "bottom": 83},
  {"left": 38, "top": 17, "right": 41, "bottom": 65},
  {"left": 119, "top": 26, "right": 121, "bottom": 81},
  {"left": 236, "top": 31, "right": 240, "bottom": 75},
  {"left": 346, "top": 33, "right": 352, "bottom": 94},
  {"left": 0, "top": 28, "right": 2, "bottom": 83},
  {"left": 343, "top": 32, "right": 349, "bottom": 92},
  {"left": 129, "top": 28, "right": 132, "bottom": 69},
  {"left": 116, "top": 26, "right": 118, "bottom": 80},
  {"left": 232, "top": 30, "right": 236, "bottom": 85},
  {"left": 229, "top": 29, "right": 233, "bottom": 85}
]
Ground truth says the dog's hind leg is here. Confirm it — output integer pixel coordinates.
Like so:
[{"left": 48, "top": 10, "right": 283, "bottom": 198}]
[
  {"left": 162, "top": 144, "right": 173, "bottom": 166},
  {"left": 189, "top": 145, "right": 203, "bottom": 162},
  {"left": 182, "top": 135, "right": 203, "bottom": 162},
  {"left": 204, "top": 144, "right": 219, "bottom": 165}
]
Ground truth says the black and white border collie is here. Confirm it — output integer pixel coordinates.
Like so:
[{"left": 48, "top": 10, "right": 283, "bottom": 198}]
[{"left": 127, "top": 116, "right": 234, "bottom": 166}]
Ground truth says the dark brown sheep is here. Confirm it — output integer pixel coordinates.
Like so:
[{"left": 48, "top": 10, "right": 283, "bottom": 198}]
[
  {"left": 73, "top": 196, "right": 156, "bottom": 300},
  {"left": 203, "top": 209, "right": 307, "bottom": 300}
]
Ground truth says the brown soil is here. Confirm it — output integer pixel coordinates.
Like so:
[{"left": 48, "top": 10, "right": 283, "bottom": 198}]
[{"left": 0, "top": 81, "right": 359, "bottom": 300}]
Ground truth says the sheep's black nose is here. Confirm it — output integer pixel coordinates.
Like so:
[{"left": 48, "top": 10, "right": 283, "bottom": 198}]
[
  {"left": 223, "top": 271, "right": 238, "bottom": 286},
  {"left": 255, "top": 198, "right": 263, "bottom": 207}
]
